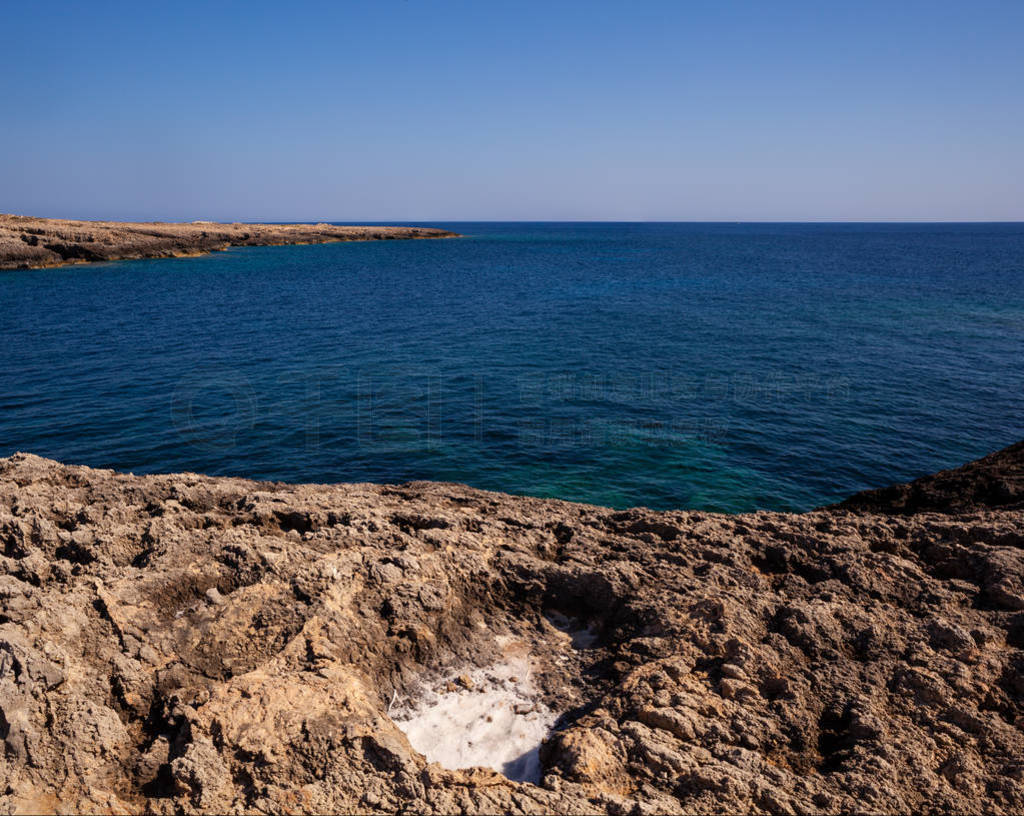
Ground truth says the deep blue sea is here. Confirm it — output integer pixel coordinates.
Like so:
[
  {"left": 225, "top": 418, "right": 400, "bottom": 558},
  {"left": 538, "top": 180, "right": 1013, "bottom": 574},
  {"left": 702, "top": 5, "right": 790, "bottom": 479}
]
[{"left": 1, "top": 223, "right": 1022, "bottom": 512}]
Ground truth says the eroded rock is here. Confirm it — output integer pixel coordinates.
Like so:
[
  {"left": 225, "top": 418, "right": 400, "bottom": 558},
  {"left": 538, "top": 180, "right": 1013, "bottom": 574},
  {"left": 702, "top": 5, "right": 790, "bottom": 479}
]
[{"left": 0, "top": 444, "right": 1020, "bottom": 813}]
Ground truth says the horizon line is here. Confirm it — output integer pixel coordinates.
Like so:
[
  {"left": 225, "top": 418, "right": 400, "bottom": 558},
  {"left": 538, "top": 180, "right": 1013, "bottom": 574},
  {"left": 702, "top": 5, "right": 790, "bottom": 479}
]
[
  {"left": 37, "top": 219, "right": 1024, "bottom": 225},
  {"left": 9, "top": 213, "right": 1024, "bottom": 225}
]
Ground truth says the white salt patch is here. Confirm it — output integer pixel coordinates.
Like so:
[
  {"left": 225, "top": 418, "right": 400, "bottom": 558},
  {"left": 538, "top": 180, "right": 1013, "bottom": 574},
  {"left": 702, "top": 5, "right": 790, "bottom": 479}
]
[
  {"left": 545, "top": 611, "right": 600, "bottom": 649},
  {"left": 392, "top": 639, "right": 556, "bottom": 784}
]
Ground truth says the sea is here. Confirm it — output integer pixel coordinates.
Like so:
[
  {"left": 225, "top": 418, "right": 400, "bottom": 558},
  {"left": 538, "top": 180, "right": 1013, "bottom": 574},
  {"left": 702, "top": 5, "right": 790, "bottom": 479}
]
[{"left": 1, "top": 222, "right": 1021, "bottom": 512}]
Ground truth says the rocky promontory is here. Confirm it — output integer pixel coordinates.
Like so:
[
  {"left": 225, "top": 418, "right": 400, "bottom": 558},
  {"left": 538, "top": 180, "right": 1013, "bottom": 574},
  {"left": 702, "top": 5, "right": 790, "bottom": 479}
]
[
  {"left": 0, "top": 444, "right": 1022, "bottom": 813},
  {"left": 0, "top": 215, "right": 458, "bottom": 270}
]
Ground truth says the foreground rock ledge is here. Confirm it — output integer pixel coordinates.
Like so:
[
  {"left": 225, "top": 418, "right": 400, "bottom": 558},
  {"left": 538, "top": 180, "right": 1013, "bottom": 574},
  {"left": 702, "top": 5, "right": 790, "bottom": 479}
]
[
  {"left": 0, "top": 215, "right": 458, "bottom": 270},
  {"left": 0, "top": 447, "right": 1022, "bottom": 814}
]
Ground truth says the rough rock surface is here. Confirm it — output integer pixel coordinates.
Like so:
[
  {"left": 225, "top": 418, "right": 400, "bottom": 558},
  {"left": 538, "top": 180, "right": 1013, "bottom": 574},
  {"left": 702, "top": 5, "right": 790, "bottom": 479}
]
[
  {"left": 0, "top": 444, "right": 1022, "bottom": 814},
  {"left": 836, "top": 440, "right": 1024, "bottom": 514},
  {"left": 0, "top": 215, "right": 457, "bottom": 270}
]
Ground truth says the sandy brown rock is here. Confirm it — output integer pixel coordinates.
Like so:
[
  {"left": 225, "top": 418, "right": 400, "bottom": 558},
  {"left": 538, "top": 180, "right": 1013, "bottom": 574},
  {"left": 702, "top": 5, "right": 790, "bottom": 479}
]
[
  {"left": 0, "top": 215, "right": 457, "bottom": 270},
  {"left": 0, "top": 444, "right": 1022, "bottom": 813}
]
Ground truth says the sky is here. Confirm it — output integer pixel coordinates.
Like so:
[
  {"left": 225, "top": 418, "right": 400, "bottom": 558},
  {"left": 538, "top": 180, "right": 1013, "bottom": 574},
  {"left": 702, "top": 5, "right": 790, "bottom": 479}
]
[{"left": 2, "top": 0, "right": 1022, "bottom": 222}]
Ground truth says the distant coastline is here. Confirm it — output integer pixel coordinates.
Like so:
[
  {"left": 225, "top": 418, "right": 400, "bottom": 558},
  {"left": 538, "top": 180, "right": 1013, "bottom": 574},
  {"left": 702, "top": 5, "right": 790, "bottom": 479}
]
[{"left": 0, "top": 214, "right": 459, "bottom": 270}]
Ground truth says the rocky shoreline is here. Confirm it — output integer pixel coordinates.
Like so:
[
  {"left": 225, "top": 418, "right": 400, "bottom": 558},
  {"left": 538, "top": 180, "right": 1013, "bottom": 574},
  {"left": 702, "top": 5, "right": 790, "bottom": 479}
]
[
  {"left": 0, "top": 445, "right": 1022, "bottom": 813},
  {"left": 0, "top": 215, "right": 458, "bottom": 270}
]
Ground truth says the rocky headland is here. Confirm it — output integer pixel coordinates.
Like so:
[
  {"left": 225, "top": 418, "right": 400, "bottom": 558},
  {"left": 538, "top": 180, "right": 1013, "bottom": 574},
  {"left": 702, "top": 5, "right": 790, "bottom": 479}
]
[
  {"left": 0, "top": 444, "right": 1022, "bottom": 814},
  {"left": 0, "top": 215, "right": 458, "bottom": 270}
]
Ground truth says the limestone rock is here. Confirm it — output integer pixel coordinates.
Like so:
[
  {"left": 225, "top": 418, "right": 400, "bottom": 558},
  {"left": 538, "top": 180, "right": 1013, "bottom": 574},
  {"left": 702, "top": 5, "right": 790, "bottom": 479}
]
[
  {"left": 0, "top": 442, "right": 1021, "bottom": 813},
  {"left": 0, "top": 214, "right": 458, "bottom": 270}
]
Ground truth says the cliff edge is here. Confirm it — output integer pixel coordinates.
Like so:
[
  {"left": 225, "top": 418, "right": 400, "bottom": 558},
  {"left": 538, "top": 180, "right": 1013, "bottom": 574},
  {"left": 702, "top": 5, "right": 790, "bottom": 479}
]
[
  {"left": 0, "top": 444, "right": 1022, "bottom": 813},
  {"left": 835, "top": 441, "right": 1024, "bottom": 514}
]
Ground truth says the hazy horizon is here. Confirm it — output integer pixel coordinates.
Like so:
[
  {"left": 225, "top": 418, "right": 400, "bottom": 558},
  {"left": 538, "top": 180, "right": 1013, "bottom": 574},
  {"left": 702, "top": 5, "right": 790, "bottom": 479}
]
[{"left": 4, "top": 0, "right": 1022, "bottom": 222}]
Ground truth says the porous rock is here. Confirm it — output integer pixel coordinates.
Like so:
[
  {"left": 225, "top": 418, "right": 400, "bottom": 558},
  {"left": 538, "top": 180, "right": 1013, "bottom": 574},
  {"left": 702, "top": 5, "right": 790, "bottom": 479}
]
[{"left": 0, "top": 443, "right": 1021, "bottom": 813}]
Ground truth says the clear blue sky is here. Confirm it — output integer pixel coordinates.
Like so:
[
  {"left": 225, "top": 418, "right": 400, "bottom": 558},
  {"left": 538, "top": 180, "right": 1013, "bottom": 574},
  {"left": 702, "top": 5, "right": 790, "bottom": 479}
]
[{"left": 3, "top": 0, "right": 1022, "bottom": 221}]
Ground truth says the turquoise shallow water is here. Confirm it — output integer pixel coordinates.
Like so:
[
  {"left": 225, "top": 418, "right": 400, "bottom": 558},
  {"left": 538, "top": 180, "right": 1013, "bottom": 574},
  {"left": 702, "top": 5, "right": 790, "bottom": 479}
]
[{"left": 1, "top": 222, "right": 1022, "bottom": 512}]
